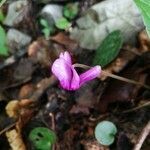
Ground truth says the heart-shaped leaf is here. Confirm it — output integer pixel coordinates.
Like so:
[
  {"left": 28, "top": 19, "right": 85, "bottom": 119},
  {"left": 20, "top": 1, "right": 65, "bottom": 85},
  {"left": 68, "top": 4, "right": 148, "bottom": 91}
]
[
  {"left": 95, "top": 121, "right": 117, "bottom": 146},
  {"left": 93, "top": 30, "right": 123, "bottom": 67},
  {"left": 29, "top": 127, "right": 57, "bottom": 150}
]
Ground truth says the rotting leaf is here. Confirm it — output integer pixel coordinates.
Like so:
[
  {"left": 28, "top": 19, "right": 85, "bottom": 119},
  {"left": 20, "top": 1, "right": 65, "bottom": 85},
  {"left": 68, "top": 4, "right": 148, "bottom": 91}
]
[
  {"left": 6, "top": 129, "right": 26, "bottom": 150},
  {"left": 5, "top": 100, "right": 20, "bottom": 118},
  {"left": 93, "top": 30, "right": 123, "bottom": 67},
  {"left": 50, "top": 32, "right": 78, "bottom": 50}
]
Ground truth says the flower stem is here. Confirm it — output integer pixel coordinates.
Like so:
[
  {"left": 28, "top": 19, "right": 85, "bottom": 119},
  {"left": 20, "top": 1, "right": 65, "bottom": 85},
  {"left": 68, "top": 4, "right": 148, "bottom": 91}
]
[{"left": 74, "top": 63, "right": 150, "bottom": 90}]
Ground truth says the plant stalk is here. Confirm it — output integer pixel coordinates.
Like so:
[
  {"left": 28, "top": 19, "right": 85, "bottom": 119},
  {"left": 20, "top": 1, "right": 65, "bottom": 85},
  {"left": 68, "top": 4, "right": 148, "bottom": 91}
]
[{"left": 74, "top": 63, "right": 150, "bottom": 90}]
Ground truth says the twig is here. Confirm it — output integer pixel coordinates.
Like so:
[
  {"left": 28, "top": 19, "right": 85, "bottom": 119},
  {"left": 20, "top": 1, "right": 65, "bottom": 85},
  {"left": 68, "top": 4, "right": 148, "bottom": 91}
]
[
  {"left": 102, "top": 71, "right": 150, "bottom": 90},
  {"left": 0, "top": 122, "right": 16, "bottom": 136},
  {"left": 133, "top": 121, "right": 150, "bottom": 150},
  {"left": 122, "top": 100, "right": 150, "bottom": 114},
  {"left": 74, "top": 63, "right": 150, "bottom": 90},
  {"left": 49, "top": 113, "right": 55, "bottom": 131}
]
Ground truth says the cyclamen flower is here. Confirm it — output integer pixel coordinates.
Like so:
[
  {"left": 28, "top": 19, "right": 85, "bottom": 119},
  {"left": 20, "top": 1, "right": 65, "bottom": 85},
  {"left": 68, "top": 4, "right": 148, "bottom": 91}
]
[{"left": 51, "top": 51, "right": 101, "bottom": 91}]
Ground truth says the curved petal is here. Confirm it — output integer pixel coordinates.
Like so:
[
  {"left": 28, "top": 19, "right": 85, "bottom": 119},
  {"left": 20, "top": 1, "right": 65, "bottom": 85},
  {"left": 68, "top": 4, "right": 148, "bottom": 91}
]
[
  {"left": 51, "top": 58, "right": 72, "bottom": 90},
  {"left": 70, "top": 66, "right": 80, "bottom": 90},
  {"left": 79, "top": 66, "right": 101, "bottom": 86},
  {"left": 59, "top": 51, "right": 72, "bottom": 65}
]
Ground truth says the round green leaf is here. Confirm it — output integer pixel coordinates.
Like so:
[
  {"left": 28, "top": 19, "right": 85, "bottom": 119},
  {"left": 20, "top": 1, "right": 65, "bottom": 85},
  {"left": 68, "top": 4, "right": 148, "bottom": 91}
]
[
  {"left": 29, "top": 127, "right": 57, "bottom": 150},
  {"left": 55, "top": 17, "right": 71, "bottom": 30},
  {"left": 95, "top": 121, "right": 117, "bottom": 146}
]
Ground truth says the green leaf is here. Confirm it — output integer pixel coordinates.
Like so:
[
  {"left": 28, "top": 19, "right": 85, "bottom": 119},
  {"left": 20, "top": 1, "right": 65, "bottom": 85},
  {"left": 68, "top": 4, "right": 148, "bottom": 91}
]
[
  {"left": 0, "top": 25, "right": 8, "bottom": 56},
  {"left": 40, "top": 19, "right": 49, "bottom": 28},
  {"left": 42, "top": 28, "right": 51, "bottom": 39},
  {"left": 134, "top": 0, "right": 150, "bottom": 37},
  {"left": 29, "top": 127, "right": 57, "bottom": 150},
  {"left": 63, "top": 3, "right": 78, "bottom": 20},
  {"left": 40, "top": 18, "right": 55, "bottom": 39},
  {"left": 55, "top": 17, "right": 71, "bottom": 30},
  {"left": 0, "top": 9, "right": 5, "bottom": 22},
  {"left": 93, "top": 30, "right": 123, "bottom": 67},
  {"left": 95, "top": 121, "right": 117, "bottom": 146}
]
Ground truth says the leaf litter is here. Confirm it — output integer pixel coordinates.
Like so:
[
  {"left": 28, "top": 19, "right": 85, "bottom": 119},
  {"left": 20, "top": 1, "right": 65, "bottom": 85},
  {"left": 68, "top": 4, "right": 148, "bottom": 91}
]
[{"left": 0, "top": 0, "right": 149, "bottom": 150}]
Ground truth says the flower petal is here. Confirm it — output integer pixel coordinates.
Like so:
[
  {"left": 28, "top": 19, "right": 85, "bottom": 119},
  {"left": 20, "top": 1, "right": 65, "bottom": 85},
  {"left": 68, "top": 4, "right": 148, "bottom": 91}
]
[
  {"left": 79, "top": 66, "right": 101, "bottom": 86},
  {"left": 59, "top": 51, "right": 72, "bottom": 65},
  {"left": 51, "top": 58, "right": 72, "bottom": 90},
  {"left": 70, "top": 66, "right": 80, "bottom": 90}
]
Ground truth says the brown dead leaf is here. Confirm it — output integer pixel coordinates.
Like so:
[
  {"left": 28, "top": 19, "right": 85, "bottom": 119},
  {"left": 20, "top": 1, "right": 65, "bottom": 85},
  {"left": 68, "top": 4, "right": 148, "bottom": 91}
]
[
  {"left": 51, "top": 32, "right": 78, "bottom": 50},
  {"left": 81, "top": 139, "right": 109, "bottom": 150},
  {"left": 101, "top": 46, "right": 136, "bottom": 80},
  {"left": 6, "top": 129, "right": 26, "bottom": 150},
  {"left": 13, "top": 58, "right": 35, "bottom": 81},
  {"left": 117, "top": 132, "right": 133, "bottom": 150},
  {"left": 98, "top": 66, "right": 148, "bottom": 112},
  {"left": 138, "top": 30, "right": 150, "bottom": 52},
  {"left": 5, "top": 99, "right": 34, "bottom": 150},
  {"left": 19, "top": 83, "right": 35, "bottom": 99},
  {"left": 56, "top": 127, "right": 80, "bottom": 150},
  {"left": 28, "top": 38, "right": 57, "bottom": 66},
  {"left": 69, "top": 105, "right": 90, "bottom": 115},
  {"left": 6, "top": 100, "right": 20, "bottom": 118}
]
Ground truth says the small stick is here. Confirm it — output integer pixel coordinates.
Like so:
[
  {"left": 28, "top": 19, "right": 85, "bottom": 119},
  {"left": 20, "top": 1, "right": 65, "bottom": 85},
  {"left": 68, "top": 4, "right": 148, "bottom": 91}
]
[
  {"left": 74, "top": 63, "right": 150, "bottom": 90},
  {"left": 0, "top": 122, "right": 16, "bottom": 136},
  {"left": 122, "top": 100, "right": 150, "bottom": 114},
  {"left": 133, "top": 121, "right": 150, "bottom": 150}
]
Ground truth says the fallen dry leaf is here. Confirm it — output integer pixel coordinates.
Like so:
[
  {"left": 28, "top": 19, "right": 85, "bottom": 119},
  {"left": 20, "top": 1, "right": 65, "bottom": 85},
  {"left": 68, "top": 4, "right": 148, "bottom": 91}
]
[
  {"left": 81, "top": 139, "right": 109, "bottom": 150},
  {"left": 19, "top": 83, "right": 35, "bottom": 99},
  {"left": 138, "top": 30, "right": 150, "bottom": 53},
  {"left": 101, "top": 46, "right": 137, "bottom": 80},
  {"left": 98, "top": 70, "right": 147, "bottom": 113},
  {"left": 51, "top": 32, "right": 78, "bottom": 50},
  {"left": 5, "top": 99, "right": 34, "bottom": 150},
  {"left": 6, "top": 129, "right": 26, "bottom": 150},
  {"left": 5, "top": 100, "right": 20, "bottom": 118},
  {"left": 28, "top": 38, "right": 57, "bottom": 66}
]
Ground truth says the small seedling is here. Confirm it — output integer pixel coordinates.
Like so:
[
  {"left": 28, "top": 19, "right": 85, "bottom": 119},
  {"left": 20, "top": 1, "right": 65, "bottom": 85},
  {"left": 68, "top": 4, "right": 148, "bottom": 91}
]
[
  {"left": 40, "top": 18, "right": 54, "bottom": 39},
  {"left": 95, "top": 121, "right": 117, "bottom": 146},
  {"left": 63, "top": 3, "right": 78, "bottom": 20},
  {"left": 55, "top": 17, "right": 71, "bottom": 30},
  {"left": 29, "top": 127, "right": 57, "bottom": 150}
]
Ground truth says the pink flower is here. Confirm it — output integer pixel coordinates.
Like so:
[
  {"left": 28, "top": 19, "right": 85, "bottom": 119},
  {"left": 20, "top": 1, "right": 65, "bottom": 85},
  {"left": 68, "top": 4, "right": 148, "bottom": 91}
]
[{"left": 51, "top": 51, "right": 101, "bottom": 91}]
